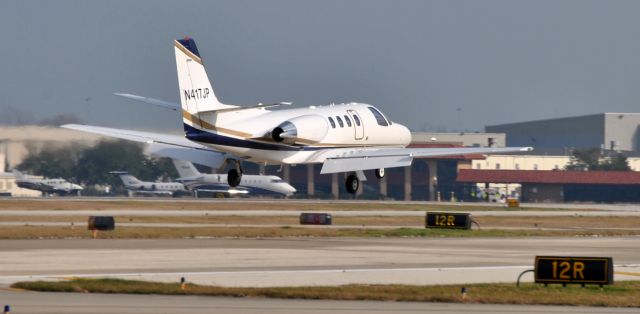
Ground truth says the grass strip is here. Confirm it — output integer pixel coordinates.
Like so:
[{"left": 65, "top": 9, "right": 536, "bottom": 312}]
[
  {"left": 2, "top": 215, "right": 640, "bottom": 229},
  {"left": 0, "top": 199, "right": 580, "bottom": 212},
  {"left": 12, "top": 278, "right": 640, "bottom": 307},
  {"left": 0, "top": 226, "right": 639, "bottom": 239}
]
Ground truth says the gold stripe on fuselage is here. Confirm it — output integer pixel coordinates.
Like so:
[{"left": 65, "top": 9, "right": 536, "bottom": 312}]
[{"left": 182, "top": 110, "right": 252, "bottom": 138}]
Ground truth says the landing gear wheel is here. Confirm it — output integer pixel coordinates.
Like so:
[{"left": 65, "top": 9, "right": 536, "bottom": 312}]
[
  {"left": 345, "top": 174, "right": 359, "bottom": 194},
  {"left": 227, "top": 169, "right": 242, "bottom": 187},
  {"left": 374, "top": 168, "right": 385, "bottom": 179}
]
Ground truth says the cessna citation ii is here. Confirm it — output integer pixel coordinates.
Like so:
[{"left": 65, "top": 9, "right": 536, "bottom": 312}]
[
  {"left": 65, "top": 37, "right": 532, "bottom": 195},
  {"left": 171, "top": 37, "right": 533, "bottom": 193}
]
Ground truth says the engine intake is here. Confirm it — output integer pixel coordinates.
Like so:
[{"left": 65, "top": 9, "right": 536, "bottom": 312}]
[{"left": 271, "top": 115, "right": 329, "bottom": 144}]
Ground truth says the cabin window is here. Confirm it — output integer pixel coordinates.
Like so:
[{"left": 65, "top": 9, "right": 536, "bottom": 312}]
[
  {"left": 367, "top": 107, "right": 389, "bottom": 126},
  {"left": 328, "top": 117, "right": 336, "bottom": 128},
  {"left": 344, "top": 115, "right": 352, "bottom": 127},
  {"left": 353, "top": 114, "right": 361, "bottom": 126},
  {"left": 336, "top": 116, "right": 344, "bottom": 127}
]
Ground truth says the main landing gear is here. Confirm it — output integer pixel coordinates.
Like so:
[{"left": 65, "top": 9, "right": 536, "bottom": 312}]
[
  {"left": 345, "top": 174, "right": 359, "bottom": 194},
  {"left": 227, "top": 160, "right": 243, "bottom": 187},
  {"left": 345, "top": 168, "right": 385, "bottom": 195}
]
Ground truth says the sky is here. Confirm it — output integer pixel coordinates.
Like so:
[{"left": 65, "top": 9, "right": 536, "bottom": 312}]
[{"left": 1, "top": 0, "right": 640, "bottom": 132}]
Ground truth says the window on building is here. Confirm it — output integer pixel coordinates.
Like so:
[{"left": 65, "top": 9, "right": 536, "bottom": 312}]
[
  {"left": 476, "top": 163, "right": 482, "bottom": 169},
  {"left": 6, "top": 182, "right": 12, "bottom": 189},
  {"left": 515, "top": 164, "right": 520, "bottom": 170},
  {"left": 367, "top": 107, "right": 389, "bottom": 126},
  {"left": 328, "top": 117, "right": 336, "bottom": 128},
  {"left": 344, "top": 115, "right": 352, "bottom": 127},
  {"left": 336, "top": 116, "right": 344, "bottom": 127},
  {"left": 352, "top": 114, "right": 361, "bottom": 126},
  {"left": 495, "top": 163, "right": 501, "bottom": 170},
  {"left": 533, "top": 164, "right": 539, "bottom": 170}
]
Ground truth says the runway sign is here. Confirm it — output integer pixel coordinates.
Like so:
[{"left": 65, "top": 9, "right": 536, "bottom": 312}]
[
  {"left": 535, "top": 256, "right": 613, "bottom": 286},
  {"left": 299, "top": 213, "right": 332, "bottom": 225},
  {"left": 88, "top": 216, "right": 115, "bottom": 231},
  {"left": 425, "top": 212, "right": 471, "bottom": 229}
]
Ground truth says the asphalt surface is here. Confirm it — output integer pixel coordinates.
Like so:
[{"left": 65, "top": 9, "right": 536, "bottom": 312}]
[
  {"left": 1, "top": 238, "right": 638, "bottom": 287},
  {"left": 0, "top": 289, "right": 636, "bottom": 314}
]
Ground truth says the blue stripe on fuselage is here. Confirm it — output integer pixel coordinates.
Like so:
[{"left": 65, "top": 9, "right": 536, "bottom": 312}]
[{"left": 184, "top": 123, "right": 330, "bottom": 151}]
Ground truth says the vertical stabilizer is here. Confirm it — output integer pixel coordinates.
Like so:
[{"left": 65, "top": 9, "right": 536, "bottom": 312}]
[
  {"left": 172, "top": 159, "right": 202, "bottom": 178},
  {"left": 174, "top": 37, "right": 237, "bottom": 130},
  {"left": 110, "top": 171, "right": 142, "bottom": 187}
]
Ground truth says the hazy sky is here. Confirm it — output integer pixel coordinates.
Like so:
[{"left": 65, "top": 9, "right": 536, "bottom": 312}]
[{"left": 1, "top": 0, "right": 640, "bottom": 131}]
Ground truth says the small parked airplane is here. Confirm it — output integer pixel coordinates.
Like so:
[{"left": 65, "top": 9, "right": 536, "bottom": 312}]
[
  {"left": 172, "top": 159, "right": 296, "bottom": 197},
  {"left": 13, "top": 170, "right": 83, "bottom": 196},
  {"left": 64, "top": 37, "right": 532, "bottom": 194},
  {"left": 110, "top": 171, "right": 186, "bottom": 196}
]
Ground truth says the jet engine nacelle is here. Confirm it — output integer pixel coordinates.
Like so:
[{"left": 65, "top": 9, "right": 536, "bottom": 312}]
[{"left": 271, "top": 115, "right": 329, "bottom": 144}]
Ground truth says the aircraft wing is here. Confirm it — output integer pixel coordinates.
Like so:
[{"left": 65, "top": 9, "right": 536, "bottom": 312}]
[
  {"left": 62, "top": 124, "right": 226, "bottom": 168},
  {"left": 320, "top": 146, "right": 533, "bottom": 174}
]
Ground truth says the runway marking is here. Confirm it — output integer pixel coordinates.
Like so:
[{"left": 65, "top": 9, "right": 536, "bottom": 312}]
[
  {"left": 0, "top": 265, "right": 534, "bottom": 281},
  {"left": 615, "top": 271, "right": 640, "bottom": 277}
]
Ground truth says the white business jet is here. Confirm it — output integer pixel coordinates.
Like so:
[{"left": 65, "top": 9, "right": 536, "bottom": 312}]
[
  {"left": 110, "top": 171, "right": 186, "bottom": 196},
  {"left": 172, "top": 159, "right": 295, "bottom": 197},
  {"left": 170, "top": 37, "right": 533, "bottom": 193},
  {"left": 13, "top": 170, "right": 83, "bottom": 196},
  {"left": 65, "top": 37, "right": 531, "bottom": 194}
]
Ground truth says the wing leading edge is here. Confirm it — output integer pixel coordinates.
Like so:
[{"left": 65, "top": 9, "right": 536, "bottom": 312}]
[{"left": 61, "top": 124, "right": 226, "bottom": 168}]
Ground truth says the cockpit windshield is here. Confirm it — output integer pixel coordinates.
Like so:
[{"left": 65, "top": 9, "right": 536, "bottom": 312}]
[{"left": 367, "top": 107, "right": 389, "bottom": 126}]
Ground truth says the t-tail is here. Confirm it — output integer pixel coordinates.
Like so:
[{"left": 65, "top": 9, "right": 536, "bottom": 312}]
[
  {"left": 109, "top": 171, "right": 142, "bottom": 187},
  {"left": 172, "top": 159, "right": 202, "bottom": 178},
  {"left": 174, "top": 37, "right": 237, "bottom": 133}
]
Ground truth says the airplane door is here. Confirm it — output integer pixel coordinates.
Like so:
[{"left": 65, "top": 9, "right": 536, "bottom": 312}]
[{"left": 348, "top": 110, "right": 364, "bottom": 140}]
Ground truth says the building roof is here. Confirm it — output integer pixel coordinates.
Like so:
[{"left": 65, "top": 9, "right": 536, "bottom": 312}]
[{"left": 457, "top": 169, "right": 640, "bottom": 185}]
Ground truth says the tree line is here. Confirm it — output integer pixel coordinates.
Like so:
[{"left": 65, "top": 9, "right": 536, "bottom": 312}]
[{"left": 17, "top": 140, "right": 178, "bottom": 193}]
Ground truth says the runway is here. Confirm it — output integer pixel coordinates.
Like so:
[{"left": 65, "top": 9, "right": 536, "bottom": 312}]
[
  {"left": 0, "top": 289, "right": 637, "bottom": 314},
  {"left": 1, "top": 238, "right": 638, "bottom": 287},
  {"left": 9, "top": 196, "right": 640, "bottom": 211}
]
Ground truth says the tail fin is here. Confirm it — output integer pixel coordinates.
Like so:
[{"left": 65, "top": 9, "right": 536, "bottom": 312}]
[
  {"left": 109, "top": 171, "right": 141, "bottom": 186},
  {"left": 12, "top": 169, "right": 24, "bottom": 178},
  {"left": 172, "top": 159, "right": 202, "bottom": 178},
  {"left": 174, "top": 37, "right": 237, "bottom": 129}
]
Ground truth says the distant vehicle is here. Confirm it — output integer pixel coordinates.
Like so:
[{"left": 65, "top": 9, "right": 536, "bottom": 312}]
[
  {"left": 12, "top": 170, "right": 83, "bottom": 196},
  {"left": 110, "top": 171, "right": 186, "bottom": 196},
  {"left": 172, "top": 159, "right": 296, "bottom": 197}
]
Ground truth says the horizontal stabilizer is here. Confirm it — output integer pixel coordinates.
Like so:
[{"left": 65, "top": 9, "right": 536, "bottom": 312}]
[{"left": 114, "top": 93, "right": 179, "bottom": 111}]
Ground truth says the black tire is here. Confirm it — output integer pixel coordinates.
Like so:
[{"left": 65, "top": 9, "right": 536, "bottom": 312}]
[
  {"left": 345, "top": 174, "right": 359, "bottom": 194},
  {"left": 227, "top": 169, "right": 242, "bottom": 187},
  {"left": 374, "top": 168, "right": 385, "bottom": 179}
]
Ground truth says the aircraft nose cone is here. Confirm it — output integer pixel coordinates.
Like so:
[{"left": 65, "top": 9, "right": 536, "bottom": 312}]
[{"left": 395, "top": 123, "right": 412, "bottom": 146}]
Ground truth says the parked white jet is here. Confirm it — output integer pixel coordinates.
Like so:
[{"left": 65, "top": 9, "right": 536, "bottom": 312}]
[
  {"left": 13, "top": 170, "right": 83, "bottom": 196},
  {"left": 64, "top": 37, "right": 532, "bottom": 194},
  {"left": 172, "top": 159, "right": 296, "bottom": 197},
  {"left": 111, "top": 171, "right": 186, "bottom": 196}
]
